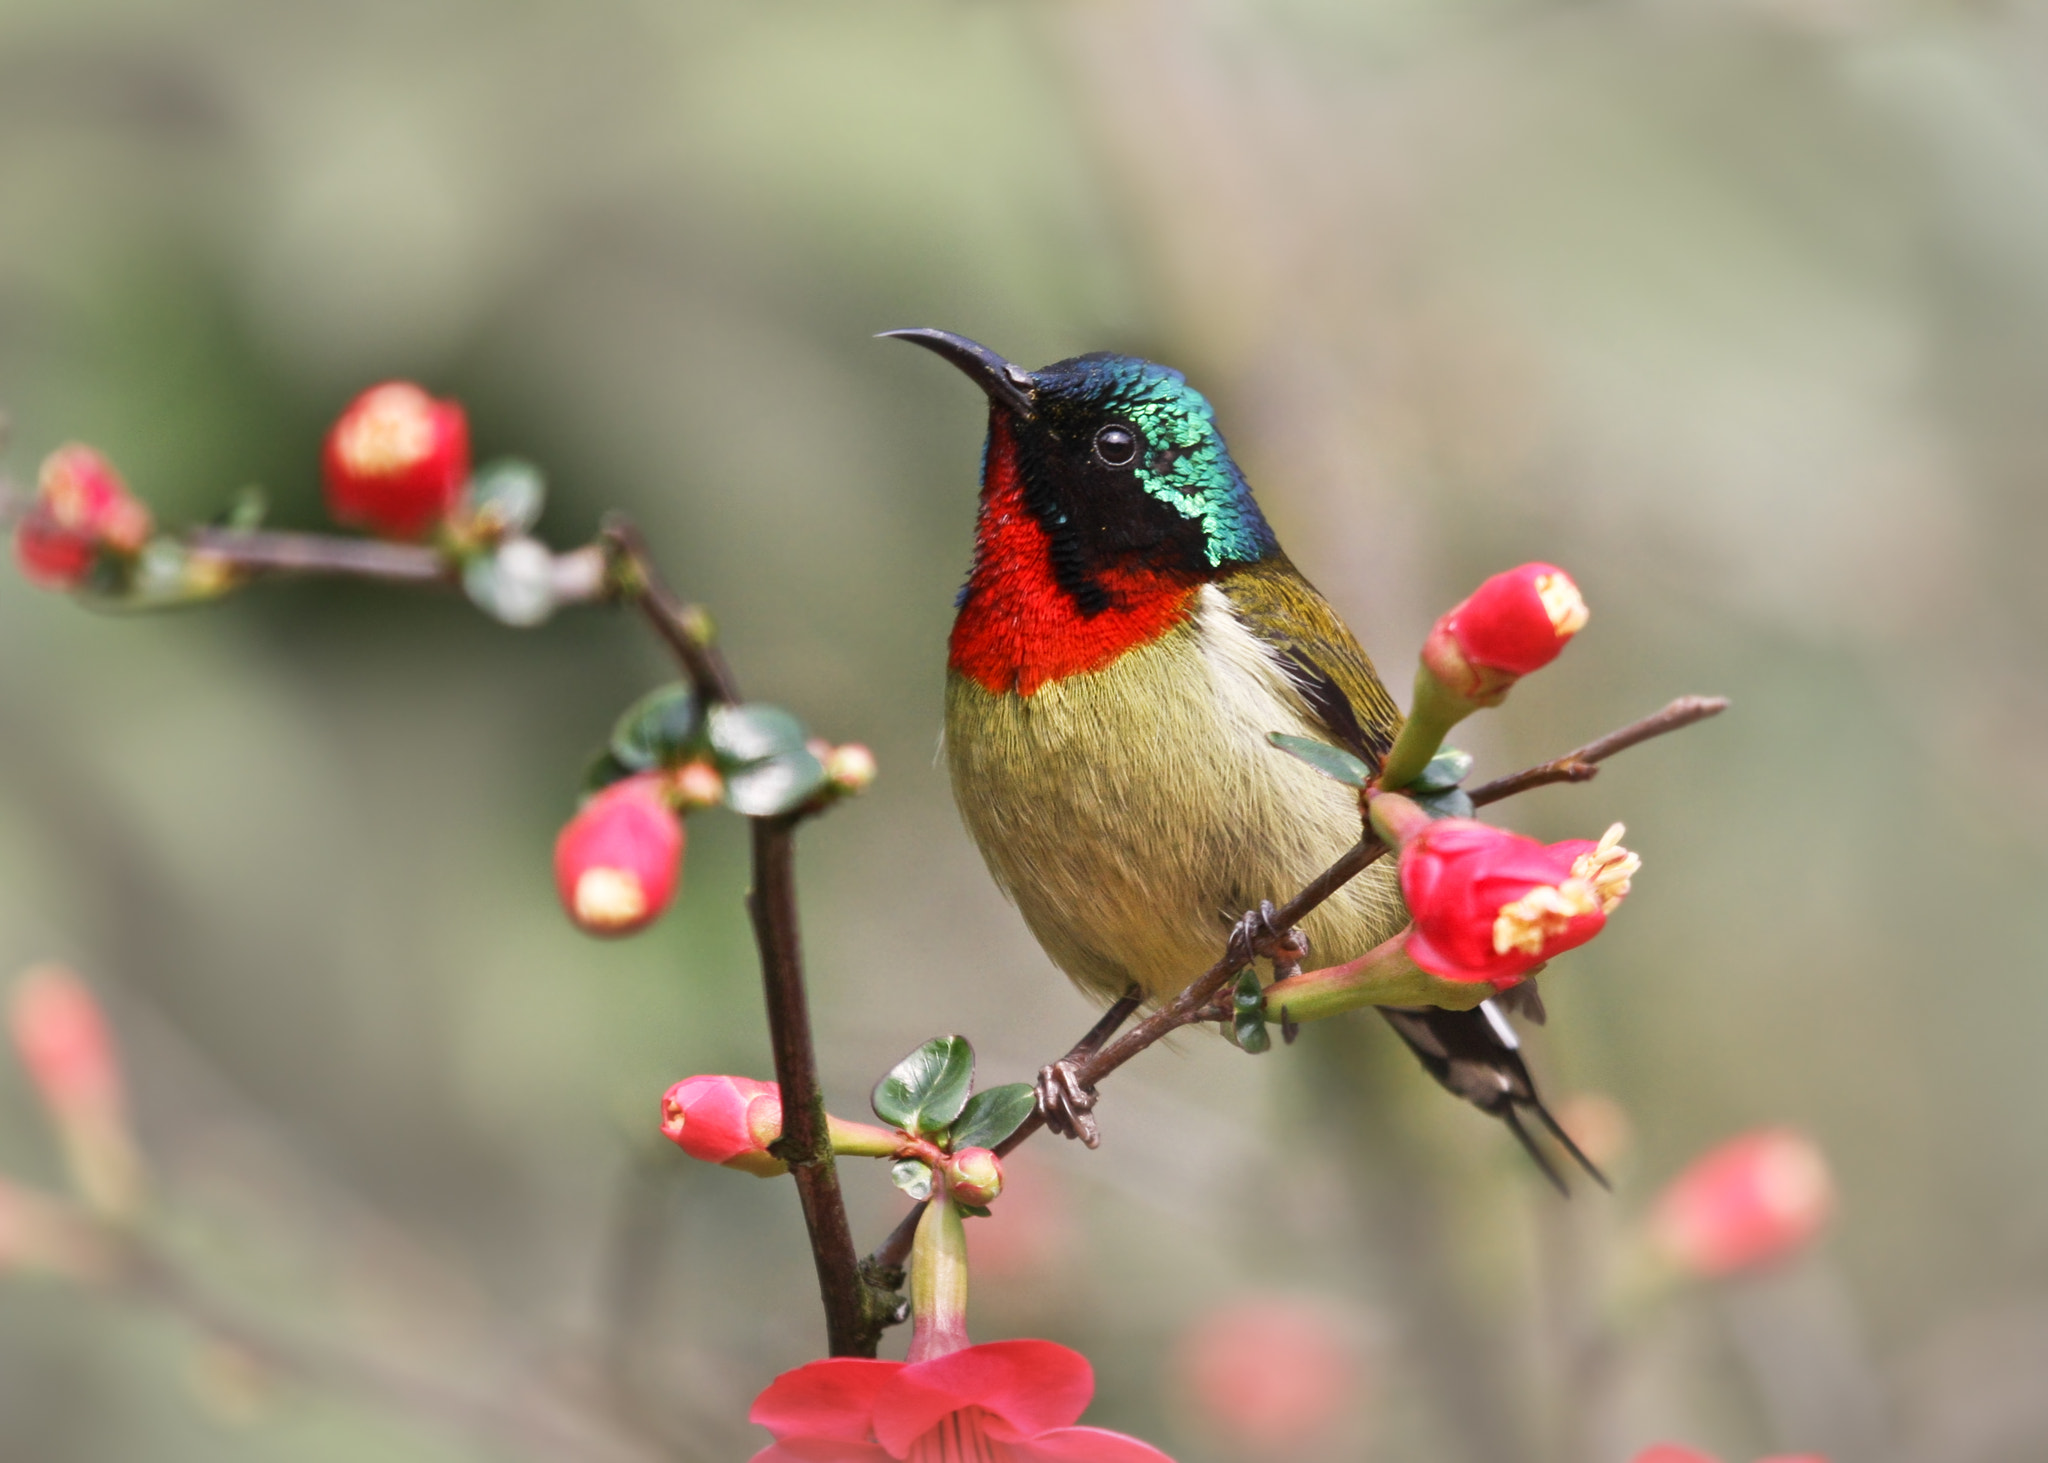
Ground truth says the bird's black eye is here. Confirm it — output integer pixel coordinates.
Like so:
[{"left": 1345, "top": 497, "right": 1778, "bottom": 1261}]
[{"left": 1093, "top": 423, "right": 1139, "bottom": 468}]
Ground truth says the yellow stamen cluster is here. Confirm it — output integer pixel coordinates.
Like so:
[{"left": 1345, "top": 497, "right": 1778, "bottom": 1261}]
[
  {"left": 335, "top": 386, "right": 436, "bottom": 476},
  {"left": 1535, "top": 571, "right": 1589, "bottom": 637},
  {"left": 1492, "top": 880, "right": 1601, "bottom": 957},
  {"left": 1570, "top": 823, "right": 1639, "bottom": 913},
  {"left": 573, "top": 868, "right": 647, "bottom": 928}
]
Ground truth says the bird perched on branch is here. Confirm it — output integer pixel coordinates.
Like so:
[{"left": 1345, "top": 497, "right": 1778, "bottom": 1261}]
[{"left": 888, "top": 328, "right": 1597, "bottom": 1189}]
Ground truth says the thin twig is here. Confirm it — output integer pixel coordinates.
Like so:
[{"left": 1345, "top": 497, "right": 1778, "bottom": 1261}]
[
  {"left": 748, "top": 816, "right": 879, "bottom": 1357},
  {"left": 600, "top": 517, "right": 740, "bottom": 704},
  {"left": 183, "top": 527, "right": 453, "bottom": 583},
  {"left": 1468, "top": 696, "right": 1729, "bottom": 806},
  {"left": 597, "top": 517, "right": 877, "bottom": 1357}
]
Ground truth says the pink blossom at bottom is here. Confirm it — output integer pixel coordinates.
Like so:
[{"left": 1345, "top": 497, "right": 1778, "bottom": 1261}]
[
  {"left": 750, "top": 1339, "right": 1174, "bottom": 1462},
  {"left": 1630, "top": 1448, "right": 1828, "bottom": 1463}
]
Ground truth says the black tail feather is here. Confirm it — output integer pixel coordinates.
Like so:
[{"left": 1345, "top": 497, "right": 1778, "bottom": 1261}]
[{"left": 1377, "top": 1000, "right": 1601, "bottom": 1192}]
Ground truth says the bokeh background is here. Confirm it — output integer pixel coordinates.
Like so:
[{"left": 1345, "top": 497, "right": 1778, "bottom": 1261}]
[{"left": 1, "top": 1, "right": 2043, "bottom": 1459}]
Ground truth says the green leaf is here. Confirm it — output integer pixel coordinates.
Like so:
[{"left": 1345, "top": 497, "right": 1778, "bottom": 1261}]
[
  {"left": 724, "top": 749, "right": 827, "bottom": 817},
  {"left": 708, "top": 703, "right": 810, "bottom": 766},
  {"left": 1410, "top": 786, "right": 1476, "bottom": 821},
  {"left": 957, "top": 1203, "right": 992, "bottom": 1219},
  {"left": 462, "top": 539, "right": 556, "bottom": 627},
  {"left": 889, "top": 1159, "right": 933, "bottom": 1202},
  {"left": 948, "top": 1083, "right": 1035, "bottom": 1152},
  {"left": 220, "top": 485, "right": 268, "bottom": 531},
  {"left": 581, "top": 748, "right": 637, "bottom": 795},
  {"left": 1232, "top": 969, "right": 1271, "bottom": 1054},
  {"left": 468, "top": 458, "right": 546, "bottom": 536},
  {"left": 1267, "top": 733, "right": 1371, "bottom": 788},
  {"left": 610, "top": 683, "right": 699, "bottom": 772},
  {"left": 1412, "top": 747, "right": 1474, "bottom": 794},
  {"left": 872, "top": 1036, "right": 976, "bottom": 1135}
]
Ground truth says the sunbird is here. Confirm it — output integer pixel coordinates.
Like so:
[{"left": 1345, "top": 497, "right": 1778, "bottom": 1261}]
[{"left": 888, "top": 329, "right": 1598, "bottom": 1189}]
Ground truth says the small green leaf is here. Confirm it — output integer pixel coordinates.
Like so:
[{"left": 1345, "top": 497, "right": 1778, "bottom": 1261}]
[
  {"left": 948, "top": 1083, "right": 1036, "bottom": 1152},
  {"left": 1232, "top": 969, "right": 1271, "bottom": 1054},
  {"left": 220, "top": 485, "right": 268, "bottom": 531},
  {"left": 581, "top": 748, "right": 637, "bottom": 795},
  {"left": 889, "top": 1159, "right": 933, "bottom": 1202},
  {"left": 1268, "top": 733, "right": 1371, "bottom": 788},
  {"left": 708, "top": 703, "right": 810, "bottom": 766},
  {"left": 872, "top": 1036, "right": 976, "bottom": 1135},
  {"left": 1410, "top": 786, "right": 1476, "bottom": 821},
  {"left": 610, "top": 683, "right": 699, "bottom": 772},
  {"left": 468, "top": 458, "right": 546, "bottom": 536},
  {"left": 724, "top": 749, "right": 828, "bottom": 817},
  {"left": 957, "top": 1203, "right": 992, "bottom": 1219},
  {"left": 462, "top": 539, "right": 556, "bottom": 626},
  {"left": 1412, "top": 747, "right": 1474, "bottom": 794}
]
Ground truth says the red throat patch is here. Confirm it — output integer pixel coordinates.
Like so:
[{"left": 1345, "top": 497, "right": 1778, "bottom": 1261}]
[{"left": 949, "top": 415, "right": 1199, "bottom": 696}]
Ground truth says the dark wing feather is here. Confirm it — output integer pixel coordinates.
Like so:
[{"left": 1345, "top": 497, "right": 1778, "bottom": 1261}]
[
  {"left": 1216, "top": 559, "right": 1400, "bottom": 766},
  {"left": 1378, "top": 1002, "right": 1606, "bottom": 1193}
]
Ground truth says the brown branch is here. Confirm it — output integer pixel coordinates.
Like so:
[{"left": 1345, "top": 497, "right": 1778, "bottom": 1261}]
[
  {"left": 1468, "top": 696, "right": 1728, "bottom": 806},
  {"left": 183, "top": 527, "right": 455, "bottom": 583},
  {"left": 598, "top": 517, "right": 879, "bottom": 1357},
  {"left": 866, "top": 693, "right": 1728, "bottom": 1275},
  {"left": 599, "top": 518, "right": 739, "bottom": 704}
]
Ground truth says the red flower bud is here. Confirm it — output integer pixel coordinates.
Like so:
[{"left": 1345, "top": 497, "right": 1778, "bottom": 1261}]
[
  {"left": 1651, "top": 1128, "right": 1833, "bottom": 1277},
  {"left": 942, "top": 1147, "right": 1003, "bottom": 1206},
  {"left": 1399, "top": 819, "right": 1638, "bottom": 986},
  {"left": 322, "top": 382, "right": 470, "bottom": 539},
  {"left": 553, "top": 775, "right": 683, "bottom": 937},
  {"left": 659, "top": 1074, "right": 786, "bottom": 1176},
  {"left": 13, "top": 446, "right": 153, "bottom": 590},
  {"left": 1423, "top": 562, "right": 1587, "bottom": 702}
]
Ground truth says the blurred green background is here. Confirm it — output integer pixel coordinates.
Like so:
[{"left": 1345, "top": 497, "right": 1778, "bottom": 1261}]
[{"left": 1, "top": 1, "right": 2043, "bottom": 1459}]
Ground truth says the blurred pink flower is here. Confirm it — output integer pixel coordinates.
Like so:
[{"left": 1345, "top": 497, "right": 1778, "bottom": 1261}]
[
  {"left": 750, "top": 1338, "right": 1174, "bottom": 1461},
  {"left": 1630, "top": 1448, "right": 1827, "bottom": 1463},
  {"left": 1173, "top": 1296, "right": 1360, "bottom": 1456},
  {"left": 1651, "top": 1128, "right": 1834, "bottom": 1277},
  {"left": 8, "top": 966, "right": 141, "bottom": 1216}
]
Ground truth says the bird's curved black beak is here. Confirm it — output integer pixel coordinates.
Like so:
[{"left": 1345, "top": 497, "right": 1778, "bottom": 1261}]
[{"left": 879, "top": 328, "right": 1036, "bottom": 420}]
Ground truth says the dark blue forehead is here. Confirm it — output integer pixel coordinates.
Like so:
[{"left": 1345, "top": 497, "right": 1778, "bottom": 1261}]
[{"left": 1029, "top": 353, "right": 1277, "bottom": 567}]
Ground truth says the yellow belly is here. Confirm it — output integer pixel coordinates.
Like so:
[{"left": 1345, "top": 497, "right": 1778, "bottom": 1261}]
[{"left": 944, "top": 587, "right": 1407, "bottom": 1003}]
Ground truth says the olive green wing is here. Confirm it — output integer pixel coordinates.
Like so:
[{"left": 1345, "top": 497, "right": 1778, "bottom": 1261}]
[{"left": 1217, "top": 557, "right": 1402, "bottom": 768}]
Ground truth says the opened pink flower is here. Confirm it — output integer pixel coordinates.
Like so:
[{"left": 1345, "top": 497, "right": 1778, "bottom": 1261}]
[{"left": 749, "top": 1337, "right": 1174, "bottom": 1462}]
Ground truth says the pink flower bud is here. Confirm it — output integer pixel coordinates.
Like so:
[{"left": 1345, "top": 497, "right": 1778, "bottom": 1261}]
[
  {"left": 1630, "top": 1448, "right": 1720, "bottom": 1463},
  {"left": 1176, "top": 1296, "right": 1361, "bottom": 1456},
  {"left": 659, "top": 1075, "right": 786, "bottom": 1176},
  {"left": 825, "top": 743, "right": 878, "bottom": 793},
  {"left": 554, "top": 775, "right": 683, "bottom": 937},
  {"left": 1421, "top": 562, "right": 1587, "bottom": 705},
  {"left": 1399, "top": 819, "right": 1639, "bottom": 987},
  {"left": 322, "top": 382, "right": 470, "bottom": 540},
  {"left": 942, "top": 1147, "right": 1003, "bottom": 1206},
  {"left": 1651, "top": 1129, "right": 1833, "bottom": 1277},
  {"left": 9, "top": 965, "right": 142, "bottom": 1216},
  {"left": 14, "top": 446, "right": 153, "bottom": 590}
]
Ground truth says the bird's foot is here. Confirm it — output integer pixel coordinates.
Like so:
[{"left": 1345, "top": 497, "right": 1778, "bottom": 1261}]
[
  {"left": 1226, "top": 900, "right": 1310, "bottom": 979},
  {"left": 1035, "top": 1059, "right": 1101, "bottom": 1149}
]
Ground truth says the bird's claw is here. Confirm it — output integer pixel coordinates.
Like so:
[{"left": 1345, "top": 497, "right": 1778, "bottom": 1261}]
[
  {"left": 1035, "top": 1059, "right": 1101, "bottom": 1149},
  {"left": 1226, "top": 900, "right": 1309, "bottom": 979}
]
